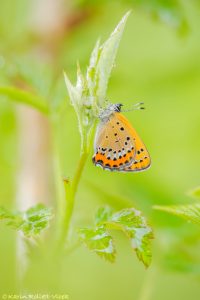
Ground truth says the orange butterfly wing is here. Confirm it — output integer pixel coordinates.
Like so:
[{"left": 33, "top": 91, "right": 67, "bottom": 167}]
[
  {"left": 92, "top": 113, "right": 136, "bottom": 170},
  {"left": 92, "top": 111, "right": 151, "bottom": 172},
  {"left": 116, "top": 113, "right": 151, "bottom": 172}
]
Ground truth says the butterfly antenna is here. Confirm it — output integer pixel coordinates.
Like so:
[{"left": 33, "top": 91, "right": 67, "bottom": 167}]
[{"left": 121, "top": 102, "right": 145, "bottom": 112}]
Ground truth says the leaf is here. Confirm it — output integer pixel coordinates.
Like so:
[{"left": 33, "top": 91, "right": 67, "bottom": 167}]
[
  {"left": 19, "top": 204, "right": 53, "bottom": 237},
  {"left": 78, "top": 225, "right": 116, "bottom": 262},
  {"left": 0, "top": 86, "right": 49, "bottom": 114},
  {"left": 94, "top": 11, "right": 130, "bottom": 106},
  {"left": 154, "top": 204, "right": 200, "bottom": 226},
  {"left": 63, "top": 72, "right": 81, "bottom": 110},
  {"left": 79, "top": 207, "right": 153, "bottom": 267},
  {"left": 108, "top": 208, "right": 153, "bottom": 267},
  {"left": 86, "top": 39, "right": 101, "bottom": 97},
  {"left": 0, "top": 204, "right": 53, "bottom": 237},
  {"left": 95, "top": 206, "right": 112, "bottom": 225}
]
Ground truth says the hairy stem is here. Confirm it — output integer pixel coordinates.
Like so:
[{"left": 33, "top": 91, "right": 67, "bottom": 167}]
[
  {"left": 58, "top": 125, "right": 95, "bottom": 251},
  {"left": 71, "top": 147, "right": 89, "bottom": 196}
]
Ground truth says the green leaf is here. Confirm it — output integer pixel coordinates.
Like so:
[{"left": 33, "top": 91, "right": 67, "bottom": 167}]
[
  {"left": 19, "top": 204, "right": 53, "bottom": 237},
  {"left": 0, "top": 86, "right": 49, "bottom": 114},
  {"left": 93, "top": 11, "right": 131, "bottom": 107},
  {"left": 79, "top": 207, "right": 153, "bottom": 267},
  {"left": 0, "top": 204, "right": 53, "bottom": 237},
  {"left": 64, "top": 72, "right": 81, "bottom": 111},
  {"left": 154, "top": 204, "right": 200, "bottom": 226},
  {"left": 95, "top": 206, "right": 112, "bottom": 225},
  {"left": 108, "top": 208, "right": 153, "bottom": 267},
  {"left": 86, "top": 39, "right": 101, "bottom": 98},
  {"left": 78, "top": 225, "right": 116, "bottom": 262}
]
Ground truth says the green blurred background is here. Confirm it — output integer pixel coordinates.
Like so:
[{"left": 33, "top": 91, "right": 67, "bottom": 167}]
[{"left": 1, "top": 0, "right": 200, "bottom": 299}]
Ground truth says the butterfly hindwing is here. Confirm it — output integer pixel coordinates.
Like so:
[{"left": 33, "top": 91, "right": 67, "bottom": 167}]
[{"left": 92, "top": 110, "right": 151, "bottom": 172}]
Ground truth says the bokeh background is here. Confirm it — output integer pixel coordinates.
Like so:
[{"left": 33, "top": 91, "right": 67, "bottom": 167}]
[{"left": 1, "top": 0, "right": 200, "bottom": 299}]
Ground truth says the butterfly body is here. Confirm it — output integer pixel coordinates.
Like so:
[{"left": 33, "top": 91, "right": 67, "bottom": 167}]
[{"left": 92, "top": 104, "right": 151, "bottom": 172}]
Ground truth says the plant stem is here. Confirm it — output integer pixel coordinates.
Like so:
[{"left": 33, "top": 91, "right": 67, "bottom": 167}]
[
  {"left": 0, "top": 86, "right": 48, "bottom": 114},
  {"left": 58, "top": 126, "right": 95, "bottom": 251},
  {"left": 137, "top": 266, "right": 157, "bottom": 300},
  {"left": 71, "top": 147, "right": 89, "bottom": 196},
  {"left": 65, "top": 150, "right": 88, "bottom": 230},
  {"left": 58, "top": 151, "right": 88, "bottom": 250}
]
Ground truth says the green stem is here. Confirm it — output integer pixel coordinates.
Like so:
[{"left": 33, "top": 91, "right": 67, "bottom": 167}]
[
  {"left": 0, "top": 86, "right": 49, "bottom": 114},
  {"left": 58, "top": 151, "right": 88, "bottom": 250},
  {"left": 64, "top": 149, "right": 89, "bottom": 231},
  {"left": 58, "top": 125, "right": 95, "bottom": 251},
  {"left": 138, "top": 266, "right": 157, "bottom": 300},
  {"left": 71, "top": 147, "right": 89, "bottom": 196}
]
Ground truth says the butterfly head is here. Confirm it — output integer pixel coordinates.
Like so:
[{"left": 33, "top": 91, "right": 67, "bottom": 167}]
[
  {"left": 99, "top": 102, "right": 145, "bottom": 122},
  {"left": 99, "top": 103, "right": 122, "bottom": 122}
]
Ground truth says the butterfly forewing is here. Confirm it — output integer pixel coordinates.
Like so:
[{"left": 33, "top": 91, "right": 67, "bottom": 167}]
[{"left": 93, "top": 113, "right": 136, "bottom": 170}]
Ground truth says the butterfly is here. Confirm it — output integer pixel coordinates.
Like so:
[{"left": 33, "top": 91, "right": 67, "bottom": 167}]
[{"left": 92, "top": 103, "right": 151, "bottom": 172}]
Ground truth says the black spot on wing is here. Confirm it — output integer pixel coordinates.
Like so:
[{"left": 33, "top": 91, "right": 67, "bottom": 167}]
[{"left": 97, "top": 160, "right": 103, "bottom": 164}]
